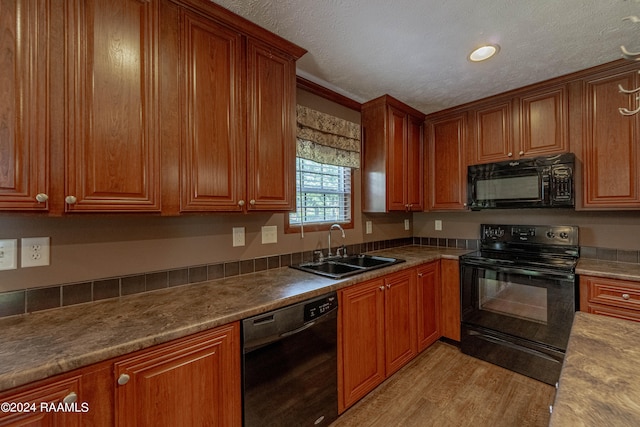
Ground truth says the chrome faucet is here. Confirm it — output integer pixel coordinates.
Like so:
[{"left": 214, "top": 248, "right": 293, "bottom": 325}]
[{"left": 328, "top": 224, "right": 346, "bottom": 258}]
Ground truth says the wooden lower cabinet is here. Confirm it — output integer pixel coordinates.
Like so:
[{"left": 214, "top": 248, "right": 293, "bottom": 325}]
[
  {"left": 440, "top": 259, "right": 461, "bottom": 341},
  {"left": 115, "top": 322, "right": 241, "bottom": 427},
  {"left": 339, "top": 265, "right": 443, "bottom": 412},
  {"left": 417, "top": 261, "right": 441, "bottom": 351},
  {"left": 580, "top": 275, "right": 640, "bottom": 322}
]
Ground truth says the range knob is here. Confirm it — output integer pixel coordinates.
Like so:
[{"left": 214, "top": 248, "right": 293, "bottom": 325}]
[
  {"left": 559, "top": 232, "right": 569, "bottom": 239},
  {"left": 546, "top": 231, "right": 556, "bottom": 239}
]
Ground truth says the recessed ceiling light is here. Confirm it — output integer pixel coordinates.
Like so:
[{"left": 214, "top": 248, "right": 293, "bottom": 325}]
[{"left": 468, "top": 44, "right": 500, "bottom": 62}]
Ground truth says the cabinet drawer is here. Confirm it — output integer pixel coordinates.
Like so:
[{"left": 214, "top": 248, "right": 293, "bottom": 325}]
[
  {"left": 582, "top": 276, "right": 640, "bottom": 311},
  {"left": 583, "top": 303, "right": 640, "bottom": 322}
]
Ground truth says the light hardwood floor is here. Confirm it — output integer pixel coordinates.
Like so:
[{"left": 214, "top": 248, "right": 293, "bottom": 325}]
[{"left": 331, "top": 341, "right": 555, "bottom": 427}]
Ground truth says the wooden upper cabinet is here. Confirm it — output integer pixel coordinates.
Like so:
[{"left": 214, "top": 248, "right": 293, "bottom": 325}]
[
  {"left": 0, "top": 0, "right": 50, "bottom": 211},
  {"left": 362, "top": 95, "right": 425, "bottom": 212},
  {"left": 246, "top": 39, "right": 297, "bottom": 211},
  {"left": 179, "top": 9, "right": 244, "bottom": 212},
  {"left": 426, "top": 112, "right": 467, "bottom": 211},
  {"left": 65, "top": 0, "right": 161, "bottom": 212},
  {"left": 579, "top": 69, "right": 640, "bottom": 209},
  {"left": 471, "top": 100, "right": 514, "bottom": 164},
  {"left": 519, "top": 85, "right": 568, "bottom": 157}
]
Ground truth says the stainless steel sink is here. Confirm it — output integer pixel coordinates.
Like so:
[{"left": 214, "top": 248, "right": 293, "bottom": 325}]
[{"left": 290, "top": 254, "right": 405, "bottom": 279}]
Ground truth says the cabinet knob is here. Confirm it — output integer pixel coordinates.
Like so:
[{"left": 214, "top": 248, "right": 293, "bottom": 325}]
[
  {"left": 62, "top": 392, "right": 78, "bottom": 404},
  {"left": 519, "top": 151, "right": 525, "bottom": 156},
  {"left": 386, "top": 284, "right": 391, "bottom": 289},
  {"left": 249, "top": 199, "right": 256, "bottom": 206},
  {"left": 622, "top": 293, "right": 631, "bottom": 300},
  {"left": 507, "top": 152, "right": 513, "bottom": 157},
  {"left": 65, "top": 195, "right": 77, "bottom": 205},
  {"left": 238, "top": 200, "right": 245, "bottom": 207},
  {"left": 118, "top": 373, "right": 130, "bottom": 385},
  {"left": 379, "top": 286, "right": 385, "bottom": 291},
  {"left": 35, "top": 193, "right": 49, "bottom": 203},
  {"left": 418, "top": 273, "right": 424, "bottom": 277}
]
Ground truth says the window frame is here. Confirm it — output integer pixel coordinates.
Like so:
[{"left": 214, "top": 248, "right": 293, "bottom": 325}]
[{"left": 285, "top": 158, "right": 354, "bottom": 234}]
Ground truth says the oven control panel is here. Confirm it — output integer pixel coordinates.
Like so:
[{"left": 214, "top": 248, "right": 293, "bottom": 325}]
[{"left": 481, "top": 224, "right": 578, "bottom": 246}]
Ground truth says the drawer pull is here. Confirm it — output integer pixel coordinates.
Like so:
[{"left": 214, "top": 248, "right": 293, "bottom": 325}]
[
  {"left": 62, "top": 392, "right": 77, "bottom": 404},
  {"left": 118, "top": 373, "right": 130, "bottom": 385},
  {"left": 622, "top": 293, "right": 631, "bottom": 300}
]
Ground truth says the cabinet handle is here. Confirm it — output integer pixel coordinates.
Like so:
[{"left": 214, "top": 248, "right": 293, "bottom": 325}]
[
  {"left": 519, "top": 151, "right": 525, "bottom": 156},
  {"left": 62, "top": 392, "right": 78, "bottom": 404},
  {"left": 118, "top": 373, "right": 130, "bottom": 385},
  {"left": 249, "top": 199, "right": 256, "bottom": 206},
  {"left": 418, "top": 272, "right": 424, "bottom": 277},
  {"left": 507, "top": 152, "right": 513, "bottom": 157},
  {"left": 238, "top": 200, "right": 245, "bottom": 207},
  {"left": 622, "top": 293, "right": 631, "bottom": 300},
  {"left": 386, "top": 284, "right": 391, "bottom": 289},
  {"left": 65, "top": 195, "right": 77, "bottom": 205},
  {"left": 379, "top": 286, "right": 385, "bottom": 291},
  {"left": 35, "top": 193, "right": 49, "bottom": 203}
]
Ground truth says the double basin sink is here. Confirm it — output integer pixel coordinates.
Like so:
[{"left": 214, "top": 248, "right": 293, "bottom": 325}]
[{"left": 290, "top": 254, "right": 405, "bottom": 279}]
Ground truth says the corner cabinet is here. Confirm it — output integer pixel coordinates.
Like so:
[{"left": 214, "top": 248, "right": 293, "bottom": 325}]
[
  {"left": 0, "top": 0, "right": 50, "bottom": 211},
  {"left": 426, "top": 112, "right": 468, "bottom": 210},
  {"left": 64, "top": 0, "right": 161, "bottom": 212},
  {"left": 361, "top": 95, "right": 425, "bottom": 212},
  {"left": 574, "top": 68, "right": 640, "bottom": 209}
]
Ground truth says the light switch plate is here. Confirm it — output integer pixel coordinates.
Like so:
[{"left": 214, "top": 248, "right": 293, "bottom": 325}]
[
  {"left": 261, "top": 226, "right": 277, "bottom": 244},
  {"left": 435, "top": 220, "right": 443, "bottom": 231},
  {"left": 404, "top": 219, "right": 410, "bottom": 231},
  {"left": 232, "top": 227, "right": 245, "bottom": 247},
  {"left": 366, "top": 221, "right": 372, "bottom": 234},
  {"left": 0, "top": 239, "right": 18, "bottom": 270},
  {"left": 21, "top": 237, "right": 50, "bottom": 268}
]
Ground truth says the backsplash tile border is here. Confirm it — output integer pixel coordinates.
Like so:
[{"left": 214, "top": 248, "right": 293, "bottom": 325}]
[{"left": 1, "top": 237, "right": 637, "bottom": 319}]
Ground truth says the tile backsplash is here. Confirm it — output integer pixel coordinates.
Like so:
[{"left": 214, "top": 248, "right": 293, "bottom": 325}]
[{"left": 0, "top": 236, "right": 637, "bottom": 319}]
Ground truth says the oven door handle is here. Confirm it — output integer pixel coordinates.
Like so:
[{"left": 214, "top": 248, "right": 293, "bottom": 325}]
[
  {"left": 460, "top": 259, "right": 575, "bottom": 281},
  {"left": 467, "top": 329, "right": 564, "bottom": 364}
]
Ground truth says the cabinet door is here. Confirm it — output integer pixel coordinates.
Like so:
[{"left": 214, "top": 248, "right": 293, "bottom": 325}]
[
  {"left": 581, "top": 71, "right": 640, "bottom": 208},
  {"left": 427, "top": 113, "right": 467, "bottom": 210},
  {"left": 246, "top": 40, "right": 296, "bottom": 211},
  {"left": 519, "top": 86, "right": 568, "bottom": 157},
  {"left": 179, "top": 10, "right": 244, "bottom": 212},
  {"left": 384, "top": 270, "right": 417, "bottom": 376},
  {"left": 0, "top": 377, "right": 82, "bottom": 427},
  {"left": 65, "top": 0, "right": 160, "bottom": 212},
  {"left": 387, "top": 106, "right": 408, "bottom": 211},
  {"left": 406, "top": 116, "right": 424, "bottom": 211},
  {"left": 440, "top": 259, "right": 461, "bottom": 341},
  {"left": 115, "top": 323, "right": 241, "bottom": 427},
  {"left": 338, "top": 279, "right": 385, "bottom": 413},
  {"left": 417, "top": 262, "right": 441, "bottom": 352},
  {"left": 472, "top": 101, "right": 514, "bottom": 164},
  {"left": 0, "top": 0, "right": 49, "bottom": 211}
]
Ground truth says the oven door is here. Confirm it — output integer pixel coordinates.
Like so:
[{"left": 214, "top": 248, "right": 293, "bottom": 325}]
[{"left": 460, "top": 261, "right": 575, "bottom": 351}]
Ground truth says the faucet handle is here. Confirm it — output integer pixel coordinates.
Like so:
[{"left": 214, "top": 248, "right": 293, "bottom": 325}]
[
  {"left": 339, "top": 245, "right": 347, "bottom": 257},
  {"left": 313, "top": 250, "right": 325, "bottom": 263}
]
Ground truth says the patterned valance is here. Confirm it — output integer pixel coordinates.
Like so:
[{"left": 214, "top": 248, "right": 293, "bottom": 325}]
[{"left": 296, "top": 105, "right": 361, "bottom": 168}]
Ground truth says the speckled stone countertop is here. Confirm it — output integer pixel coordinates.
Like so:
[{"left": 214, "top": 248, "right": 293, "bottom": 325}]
[
  {"left": 0, "top": 246, "right": 469, "bottom": 393},
  {"left": 550, "top": 312, "right": 640, "bottom": 426},
  {"left": 576, "top": 258, "right": 640, "bottom": 281}
]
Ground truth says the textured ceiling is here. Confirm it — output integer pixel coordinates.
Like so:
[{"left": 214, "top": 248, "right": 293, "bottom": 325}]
[{"left": 210, "top": 0, "right": 639, "bottom": 114}]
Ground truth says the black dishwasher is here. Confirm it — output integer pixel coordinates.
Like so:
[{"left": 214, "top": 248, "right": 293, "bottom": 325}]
[{"left": 242, "top": 292, "right": 338, "bottom": 427}]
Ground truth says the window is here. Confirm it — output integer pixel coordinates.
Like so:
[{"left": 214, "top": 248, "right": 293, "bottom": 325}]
[{"left": 287, "top": 157, "right": 353, "bottom": 230}]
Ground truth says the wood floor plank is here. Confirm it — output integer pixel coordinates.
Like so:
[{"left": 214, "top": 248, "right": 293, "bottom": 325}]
[{"left": 331, "top": 341, "right": 554, "bottom": 427}]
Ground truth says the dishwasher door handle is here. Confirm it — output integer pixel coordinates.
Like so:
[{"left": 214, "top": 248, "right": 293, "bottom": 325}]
[{"left": 280, "top": 321, "right": 316, "bottom": 338}]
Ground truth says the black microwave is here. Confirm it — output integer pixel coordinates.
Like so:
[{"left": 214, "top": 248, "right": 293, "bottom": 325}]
[{"left": 467, "top": 153, "right": 575, "bottom": 210}]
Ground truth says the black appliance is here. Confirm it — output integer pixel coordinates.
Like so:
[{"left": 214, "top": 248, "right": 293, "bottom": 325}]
[
  {"left": 242, "top": 292, "right": 338, "bottom": 427},
  {"left": 467, "top": 153, "right": 575, "bottom": 210},
  {"left": 460, "top": 224, "right": 579, "bottom": 385}
]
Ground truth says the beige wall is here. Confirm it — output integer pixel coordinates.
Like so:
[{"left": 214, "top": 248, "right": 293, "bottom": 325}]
[{"left": 414, "top": 210, "right": 640, "bottom": 250}]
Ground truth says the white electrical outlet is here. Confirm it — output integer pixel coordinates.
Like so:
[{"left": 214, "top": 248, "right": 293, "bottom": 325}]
[
  {"left": 261, "top": 226, "right": 277, "bottom": 244},
  {"left": 435, "top": 220, "right": 443, "bottom": 231},
  {"left": 366, "top": 221, "right": 372, "bottom": 234},
  {"left": 232, "top": 227, "right": 245, "bottom": 247},
  {"left": 404, "top": 219, "right": 410, "bottom": 231},
  {"left": 21, "top": 237, "right": 50, "bottom": 268},
  {"left": 0, "top": 239, "right": 18, "bottom": 270}
]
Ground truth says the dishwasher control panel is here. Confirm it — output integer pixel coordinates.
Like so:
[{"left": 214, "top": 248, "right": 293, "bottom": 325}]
[{"left": 304, "top": 293, "right": 338, "bottom": 322}]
